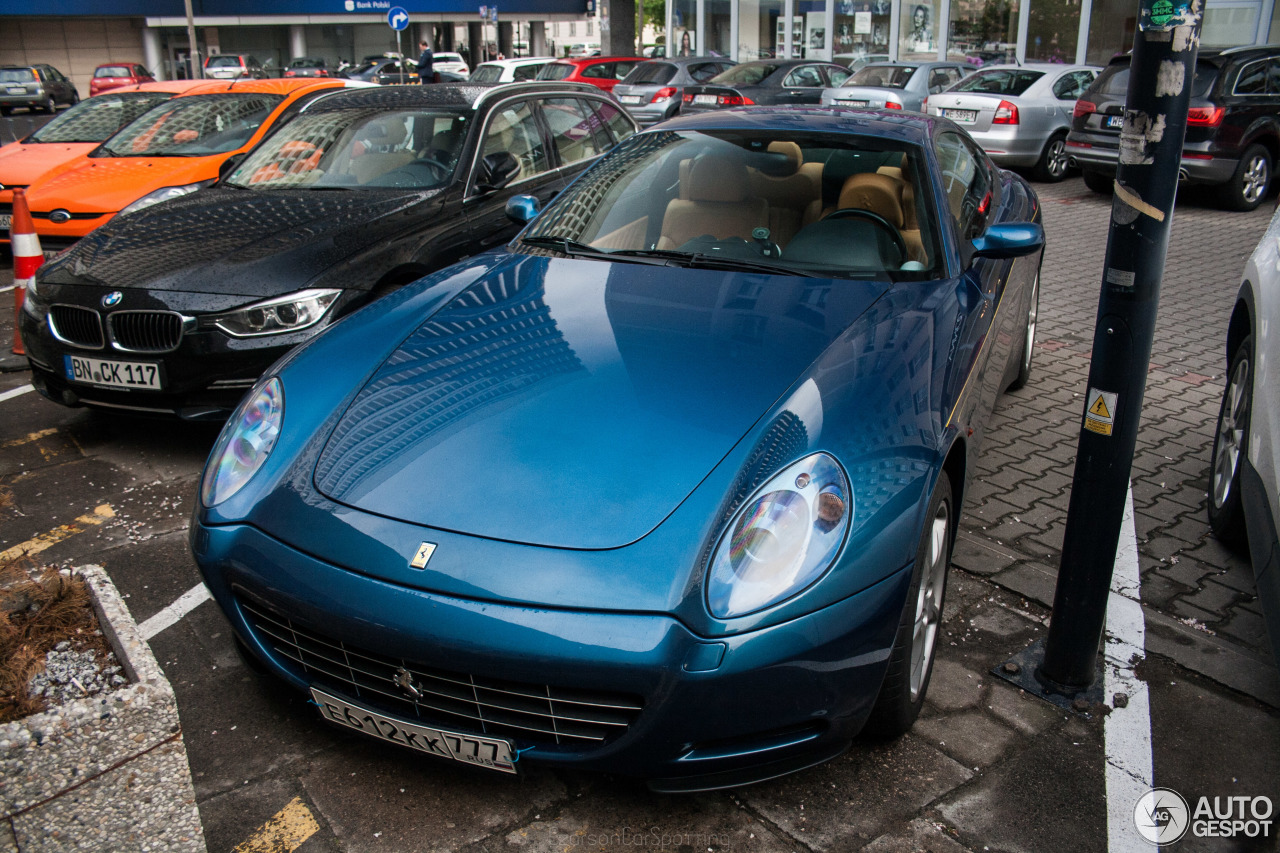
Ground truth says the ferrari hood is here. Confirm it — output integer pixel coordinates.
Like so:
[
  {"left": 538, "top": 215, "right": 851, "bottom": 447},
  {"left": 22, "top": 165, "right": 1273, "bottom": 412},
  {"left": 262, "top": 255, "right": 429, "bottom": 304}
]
[
  {"left": 42, "top": 187, "right": 437, "bottom": 297},
  {"left": 313, "top": 253, "right": 889, "bottom": 550}
]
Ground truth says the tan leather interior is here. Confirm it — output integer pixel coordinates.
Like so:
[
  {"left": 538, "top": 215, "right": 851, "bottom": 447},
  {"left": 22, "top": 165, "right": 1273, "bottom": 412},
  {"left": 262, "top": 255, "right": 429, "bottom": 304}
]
[
  {"left": 747, "top": 141, "right": 824, "bottom": 247},
  {"left": 817, "top": 169, "right": 927, "bottom": 264},
  {"left": 352, "top": 118, "right": 415, "bottom": 184},
  {"left": 659, "top": 156, "right": 769, "bottom": 249}
]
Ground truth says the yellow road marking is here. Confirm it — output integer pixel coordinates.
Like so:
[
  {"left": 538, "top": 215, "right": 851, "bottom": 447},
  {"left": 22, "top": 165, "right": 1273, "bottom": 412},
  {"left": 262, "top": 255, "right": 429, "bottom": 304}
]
[
  {"left": 233, "top": 797, "right": 320, "bottom": 853},
  {"left": 0, "top": 428, "right": 58, "bottom": 449},
  {"left": 0, "top": 504, "right": 115, "bottom": 564}
]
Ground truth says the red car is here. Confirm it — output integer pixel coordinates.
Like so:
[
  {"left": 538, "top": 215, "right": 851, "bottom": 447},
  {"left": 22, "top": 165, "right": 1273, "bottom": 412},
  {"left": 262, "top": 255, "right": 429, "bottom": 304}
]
[
  {"left": 536, "top": 56, "right": 645, "bottom": 92},
  {"left": 89, "top": 63, "right": 155, "bottom": 96}
]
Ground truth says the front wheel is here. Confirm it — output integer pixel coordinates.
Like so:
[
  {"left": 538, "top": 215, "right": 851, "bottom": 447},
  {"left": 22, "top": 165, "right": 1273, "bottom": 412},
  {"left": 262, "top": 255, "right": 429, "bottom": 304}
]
[
  {"left": 863, "top": 471, "right": 954, "bottom": 738},
  {"left": 1008, "top": 271, "right": 1040, "bottom": 390},
  {"left": 40, "top": 95, "right": 56, "bottom": 113},
  {"left": 1032, "top": 133, "right": 1069, "bottom": 182},
  {"left": 1218, "top": 144, "right": 1270, "bottom": 211},
  {"left": 1208, "top": 335, "right": 1252, "bottom": 548}
]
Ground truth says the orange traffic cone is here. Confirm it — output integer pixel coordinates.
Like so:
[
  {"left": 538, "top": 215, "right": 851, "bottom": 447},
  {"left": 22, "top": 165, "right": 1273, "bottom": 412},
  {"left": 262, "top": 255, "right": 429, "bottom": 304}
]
[{"left": 10, "top": 187, "right": 42, "bottom": 357}]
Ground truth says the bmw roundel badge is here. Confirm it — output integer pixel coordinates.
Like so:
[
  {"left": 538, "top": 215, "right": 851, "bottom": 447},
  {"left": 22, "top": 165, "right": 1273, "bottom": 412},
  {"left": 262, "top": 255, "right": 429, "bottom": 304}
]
[{"left": 102, "top": 291, "right": 123, "bottom": 308}]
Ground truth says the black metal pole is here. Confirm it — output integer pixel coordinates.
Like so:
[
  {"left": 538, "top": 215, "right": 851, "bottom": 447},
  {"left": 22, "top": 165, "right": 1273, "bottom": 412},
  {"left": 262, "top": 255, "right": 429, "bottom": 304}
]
[{"left": 1036, "top": 0, "right": 1204, "bottom": 692}]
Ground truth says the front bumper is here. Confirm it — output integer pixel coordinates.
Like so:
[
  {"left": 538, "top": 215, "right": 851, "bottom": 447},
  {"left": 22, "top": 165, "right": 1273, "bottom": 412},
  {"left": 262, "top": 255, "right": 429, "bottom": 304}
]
[
  {"left": 1066, "top": 133, "right": 1238, "bottom": 184},
  {"left": 191, "top": 518, "right": 910, "bottom": 789},
  {"left": 20, "top": 293, "right": 333, "bottom": 419}
]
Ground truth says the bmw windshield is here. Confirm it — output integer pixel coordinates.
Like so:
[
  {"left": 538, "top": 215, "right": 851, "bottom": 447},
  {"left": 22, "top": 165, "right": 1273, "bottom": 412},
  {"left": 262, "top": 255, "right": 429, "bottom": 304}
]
[{"left": 225, "top": 108, "right": 469, "bottom": 190}]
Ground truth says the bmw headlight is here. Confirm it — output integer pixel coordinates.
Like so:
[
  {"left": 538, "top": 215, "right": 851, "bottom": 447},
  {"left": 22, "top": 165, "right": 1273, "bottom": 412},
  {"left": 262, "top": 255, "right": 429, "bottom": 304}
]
[
  {"left": 21, "top": 277, "right": 44, "bottom": 318},
  {"left": 209, "top": 289, "right": 341, "bottom": 337},
  {"left": 707, "top": 453, "right": 852, "bottom": 619},
  {"left": 119, "top": 180, "right": 213, "bottom": 216},
  {"left": 200, "top": 377, "right": 283, "bottom": 507}
]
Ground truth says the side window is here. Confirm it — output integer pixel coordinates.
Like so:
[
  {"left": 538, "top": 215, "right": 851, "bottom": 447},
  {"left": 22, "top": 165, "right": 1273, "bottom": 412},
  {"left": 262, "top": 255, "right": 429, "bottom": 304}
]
[
  {"left": 1267, "top": 59, "right": 1280, "bottom": 94},
  {"left": 935, "top": 131, "right": 991, "bottom": 240},
  {"left": 827, "top": 66, "right": 853, "bottom": 86},
  {"left": 581, "top": 63, "right": 611, "bottom": 79},
  {"left": 541, "top": 97, "right": 606, "bottom": 166},
  {"left": 513, "top": 64, "right": 539, "bottom": 81},
  {"left": 784, "top": 66, "right": 823, "bottom": 87},
  {"left": 927, "top": 69, "right": 953, "bottom": 93},
  {"left": 1235, "top": 59, "right": 1267, "bottom": 95},
  {"left": 689, "top": 62, "right": 720, "bottom": 82},
  {"left": 480, "top": 100, "right": 550, "bottom": 183},
  {"left": 592, "top": 100, "right": 636, "bottom": 144},
  {"left": 614, "top": 62, "right": 637, "bottom": 79}
]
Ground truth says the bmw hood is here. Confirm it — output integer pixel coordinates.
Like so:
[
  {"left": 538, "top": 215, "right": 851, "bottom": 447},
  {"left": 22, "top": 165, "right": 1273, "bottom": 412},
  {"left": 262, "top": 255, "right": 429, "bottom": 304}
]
[
  {"left": 41, "top": 187, "right": 438, "bottom": 297},
  {"left": 313, "top": 253, "right": 890, "bottom": 550}
]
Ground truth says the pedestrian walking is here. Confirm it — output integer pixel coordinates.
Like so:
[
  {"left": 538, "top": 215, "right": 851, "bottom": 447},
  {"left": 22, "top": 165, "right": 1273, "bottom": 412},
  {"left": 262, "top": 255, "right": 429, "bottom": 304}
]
[{"left": 417, "top": 39, "right": 434, "bottom": 83}]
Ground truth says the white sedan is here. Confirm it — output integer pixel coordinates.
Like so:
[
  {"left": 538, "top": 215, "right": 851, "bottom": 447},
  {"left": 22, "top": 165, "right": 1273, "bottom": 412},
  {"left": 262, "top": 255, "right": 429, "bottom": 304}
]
[{"left": 1210, "top": 206, "right": 1280, "bottom": 666}]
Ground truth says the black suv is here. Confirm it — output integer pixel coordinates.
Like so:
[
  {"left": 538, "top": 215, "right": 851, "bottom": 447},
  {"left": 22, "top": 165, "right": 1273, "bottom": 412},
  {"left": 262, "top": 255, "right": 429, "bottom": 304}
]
[{"left": 1067, "top": 46, "right": 1280, "bottom": 210}]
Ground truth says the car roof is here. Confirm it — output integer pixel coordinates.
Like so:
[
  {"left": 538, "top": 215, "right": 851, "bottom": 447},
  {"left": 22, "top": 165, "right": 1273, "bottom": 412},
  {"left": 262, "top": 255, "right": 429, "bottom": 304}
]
[
  {"left": 552, "top": 56, "right": 645, "bottom": 66},
  {"left": 112, "top": 80, "right": 209, "bottom": 94},
  {"left": 176, "top": 78, "right": 346, "bottom": 97},
  {"left": 479, "top": 57, "right": 555, "bottom": 67},
  {"left": 969, "top": 62, "right": 1099, "bottom": 73},
  {"left": 658, "top": 105, "right": 935, "bottom": 144},
  {"left": 298, "top": 80, "right": 605, "bottom": 112}
]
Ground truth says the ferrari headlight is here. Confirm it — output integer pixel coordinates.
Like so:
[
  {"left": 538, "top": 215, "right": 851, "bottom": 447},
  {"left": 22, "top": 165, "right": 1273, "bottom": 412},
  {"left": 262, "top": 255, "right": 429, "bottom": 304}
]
[
  {"left": 210, "top": 289, "right": 340, "bottom": 337},
  {"left": 200, "top": 377, "right": 283, "bottom": 507},
  {"left": 707, "top": 452, "right": 852, "bottom": 619}
]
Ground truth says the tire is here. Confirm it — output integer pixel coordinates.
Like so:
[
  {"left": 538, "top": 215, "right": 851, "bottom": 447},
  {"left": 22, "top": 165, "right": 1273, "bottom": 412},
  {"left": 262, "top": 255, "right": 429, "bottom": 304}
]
[
  {"left": 69, "top": 91, "right": 79, "bottom": 106},
  {"left": 1208, "top": 335, "right": 1252, "bottom": 549},
  {"left": 1218, "top": 144, "right": 1270, "bottom": 211},
  {"left": 1008, "top": 270, "right": 1040, "bottom": 390},
  {"left": 863, "top": 471, "right": 954, "bottom": 738},
  {"left": 1032, "top": 133, "right": 1069, "bottom": 182},
  {"left": 40, "top": 95, "right": 56, "bottom": 114},
  {"left": 1082, "top": 168, "right": 1113, "bottom": 194},
  {"left": 0, "top": 106, "right": 10, "bottom": 117}
]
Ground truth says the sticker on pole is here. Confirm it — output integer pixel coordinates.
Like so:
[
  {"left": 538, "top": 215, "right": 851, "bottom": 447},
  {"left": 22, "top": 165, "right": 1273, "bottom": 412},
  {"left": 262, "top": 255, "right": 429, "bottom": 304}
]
[
  {"left": 1084, "top": 388, "right": 1118, "bottom": 436},
  {"left": 1139, "top": 0, "right": 1191, "bottom": 30}
]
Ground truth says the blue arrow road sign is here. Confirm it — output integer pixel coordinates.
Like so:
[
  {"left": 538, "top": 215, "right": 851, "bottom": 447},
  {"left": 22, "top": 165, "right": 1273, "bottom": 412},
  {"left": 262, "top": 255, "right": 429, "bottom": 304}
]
[{"left": 388, "top": 6, "right": 409, "bottom": 30}]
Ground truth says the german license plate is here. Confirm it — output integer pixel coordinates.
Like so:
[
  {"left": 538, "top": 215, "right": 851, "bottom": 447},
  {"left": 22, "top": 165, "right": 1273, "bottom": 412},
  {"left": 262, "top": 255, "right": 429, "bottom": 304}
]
[
  {"left": 942, "top": 108, "right": 977, "bottom": 122},
  {"left": 0, "top": 214, "right": 9, "bottom": 230},
  {"left": 693, "top": 94, "right": 717, "bottom": 105},
  {"left": 836, "top": 99, "right": 869, "bottom": 107},
  {"left": 311, "top": 687, "right": 517, "bottom": 774},
  {"left": 65, "top": 354, "right": 163, "bottom": 390},
  {"left": 6, "top": 87, "right": 24, "bottom": 95},
  {"left": 1106, "top": 115, "right": 1124, "bottom": 129},
  {"left": 618, "top": 94, "right": 642, "bottom": 104}
]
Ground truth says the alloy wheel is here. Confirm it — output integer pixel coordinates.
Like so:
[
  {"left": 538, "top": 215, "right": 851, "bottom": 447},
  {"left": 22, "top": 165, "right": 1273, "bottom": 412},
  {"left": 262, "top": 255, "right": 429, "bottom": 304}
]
[
  {"left": 1212, "top": 355, "right": 1249, "bottom": 509},
  {"left": 1045, "top": 138, "right": 1068, "bottom": 179},
  {"left": 909, "top": 499, "right": 949, "bottom": 701},
  {"left": 1242, "top": 153, "right": 1269, "bottom": 205}
]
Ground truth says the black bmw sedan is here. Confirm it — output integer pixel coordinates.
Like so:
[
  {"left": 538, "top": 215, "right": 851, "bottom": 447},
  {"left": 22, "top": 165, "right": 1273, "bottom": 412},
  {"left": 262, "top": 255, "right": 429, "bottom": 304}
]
[
  {"left": 680, "top": 59, "right": 853, "bottom": 112},
  {"left": 20, "top": 82, "right": 636, "bottom": 419}
]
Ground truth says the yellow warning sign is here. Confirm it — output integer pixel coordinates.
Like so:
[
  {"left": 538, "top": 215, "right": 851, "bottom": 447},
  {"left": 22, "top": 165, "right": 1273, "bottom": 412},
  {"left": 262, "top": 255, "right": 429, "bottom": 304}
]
[{"left": 1084, "top": 388, "right": 1118, "bottom": 437}]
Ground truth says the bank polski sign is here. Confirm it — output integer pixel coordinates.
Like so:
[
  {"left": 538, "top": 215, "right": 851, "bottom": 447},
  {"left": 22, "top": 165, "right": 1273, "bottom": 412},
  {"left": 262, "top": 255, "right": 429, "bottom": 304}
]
[{"left": 343, "top": 0, "right": 393, "bottom": 10}]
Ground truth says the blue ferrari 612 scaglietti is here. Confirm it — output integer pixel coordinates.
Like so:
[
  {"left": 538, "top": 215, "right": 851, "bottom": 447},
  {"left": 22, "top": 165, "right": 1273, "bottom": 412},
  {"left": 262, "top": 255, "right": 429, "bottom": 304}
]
[{"left": 190, "top": 107, "right": 1045, "bottom": 791}]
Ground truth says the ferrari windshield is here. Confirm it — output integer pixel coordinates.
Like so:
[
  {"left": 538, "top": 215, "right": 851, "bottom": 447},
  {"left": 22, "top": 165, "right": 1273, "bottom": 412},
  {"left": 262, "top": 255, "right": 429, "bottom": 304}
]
[
  {"left": 99, "top": 93, "right": 283, "bottom": 157},
  {"left": 29, "top": 92, "right": 173, "bottom": 143},
  {"left": 521, "top": 129, "right": 942, "bottom": 280},
  {"left": 225, "top": 108, "right": 469, "bottom": 189}
]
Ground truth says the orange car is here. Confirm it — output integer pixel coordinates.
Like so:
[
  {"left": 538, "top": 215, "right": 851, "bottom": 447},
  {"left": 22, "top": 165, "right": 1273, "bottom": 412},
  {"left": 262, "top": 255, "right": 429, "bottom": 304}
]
[
  {"left": 0, "top": 80, "right": 208, "bottom": 244},
  {"left": 9, "top": 78, "right": 352, "bottom": 252}
]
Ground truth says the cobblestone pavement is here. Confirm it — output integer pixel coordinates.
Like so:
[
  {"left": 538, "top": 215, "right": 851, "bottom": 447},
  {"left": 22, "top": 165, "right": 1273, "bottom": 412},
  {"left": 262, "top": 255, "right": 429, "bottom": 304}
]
[{"left": 0, "top": 176, "right": 1278, "bottom": 853}]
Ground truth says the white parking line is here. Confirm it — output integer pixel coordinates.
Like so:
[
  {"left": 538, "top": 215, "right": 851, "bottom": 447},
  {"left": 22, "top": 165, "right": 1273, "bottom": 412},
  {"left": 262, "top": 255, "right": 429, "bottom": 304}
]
[
  {"left": 0, "top": 384, "right": 33, "bottom": 403},
  {"left": 1104, "top": 485, "right": 1155, "bottom": 852},
  {"left": 0, "top": 284, "right": 15, "bottom": 294},
  {"left": 139, "top": 582, "right": 213, "bottom": 640}
]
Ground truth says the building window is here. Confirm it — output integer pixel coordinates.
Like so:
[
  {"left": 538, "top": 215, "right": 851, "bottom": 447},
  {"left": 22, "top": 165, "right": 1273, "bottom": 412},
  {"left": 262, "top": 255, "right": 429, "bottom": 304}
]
[
  {"left": 1026, "top": 0, "right": 1081, "bottom": 62},
  {"left": 587, "top": 19, "right": 594, "bottom": 35},
  {"left": 570, "top": 21, "right": 577, "bottom": 35},
  {"left": 900, "top": 0, "right": 939, "bottom": 59},
  {"left": 835, "top": 0, "right": 892, "bottom": 63},
  {"left": 946, "top": 0, "right": 1018, "bottom": 63}
]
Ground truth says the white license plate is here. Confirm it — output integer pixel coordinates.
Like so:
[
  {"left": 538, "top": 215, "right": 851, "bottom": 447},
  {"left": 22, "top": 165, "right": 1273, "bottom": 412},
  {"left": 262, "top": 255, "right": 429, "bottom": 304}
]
[
  {"left": 65, "top": 354, "right": 163, "bottom": 390},
  {"left": 1106, "top": 115, "right": 1124, "bottom": 129},
  {"left": 836, "top": 99, "right": 869, "bottom": 107},
  {"left": 693, "top": 94, "right": 718, "bottom": 105},
  {"left": 618, "top": 94, "right": 642, "bottom": 104},
  {"left": 0, "top": 214, "right": 10, "bottom": 230},
  {"left": 312, "top": 687, "right": 517, "bottom": 774},
  {"left": 6, "top": 87, "right": 24, "bottom": 95},
  {"left": 942, "top": 108, "right": 977, "bottom": 122}
]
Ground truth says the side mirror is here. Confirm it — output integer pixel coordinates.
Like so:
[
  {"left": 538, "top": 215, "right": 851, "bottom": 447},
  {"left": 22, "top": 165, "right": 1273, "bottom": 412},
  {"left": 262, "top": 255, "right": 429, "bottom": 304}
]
[
  {"left": 217, "top": 152, "right": 247, "bottom": 182},
  {"left": 477, "top": 152, "right": 521, "bottom": 193},
  {"left": 505, "top": 194, "right": 540, "bottom": 223},
  {"left": 972, "top": 222, "right": 1044, "bottom": 260}
]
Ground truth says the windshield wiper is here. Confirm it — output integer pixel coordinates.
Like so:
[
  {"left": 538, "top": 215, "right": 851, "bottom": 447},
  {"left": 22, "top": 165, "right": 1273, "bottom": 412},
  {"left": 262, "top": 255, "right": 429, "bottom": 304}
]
[
  {"left": 519, "top": 235, "right": 669, "bottom": 266},
  {"left": 616, "top": 248, "right": 792, "bottom": 275}
]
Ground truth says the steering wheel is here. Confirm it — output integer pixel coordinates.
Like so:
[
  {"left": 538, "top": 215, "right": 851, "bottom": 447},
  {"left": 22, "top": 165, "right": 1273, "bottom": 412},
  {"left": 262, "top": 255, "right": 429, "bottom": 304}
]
[
  {"left": 408, "top": 157, "right": 452, "bottom": 177},
  {"left": 824, "top": 208, "right": 908, "bottom": 261},
  {"left": 369, "top": 158, "right": 451, "bottom": 188}
]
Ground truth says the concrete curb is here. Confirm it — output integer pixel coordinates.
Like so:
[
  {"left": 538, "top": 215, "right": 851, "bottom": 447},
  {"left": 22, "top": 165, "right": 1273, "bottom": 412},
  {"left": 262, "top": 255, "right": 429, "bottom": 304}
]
[{"left": 0, "top": 564, "right": 206, "bottom": 852}]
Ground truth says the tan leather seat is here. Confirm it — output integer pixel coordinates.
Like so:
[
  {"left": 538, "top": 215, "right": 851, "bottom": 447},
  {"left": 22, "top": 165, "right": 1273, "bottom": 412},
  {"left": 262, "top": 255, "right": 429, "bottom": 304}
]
[
  {"left": 817, "top": 171, "right": 927, "bottom": 264},
  {"left": 659, "top": 155, "right": 769, "bottom": 249},
  {"left": 352, "top": 118, "right": 415, "bottom": 184},
  {"left": 748, "top": 141, "right": 823, "bottom": 247}
]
